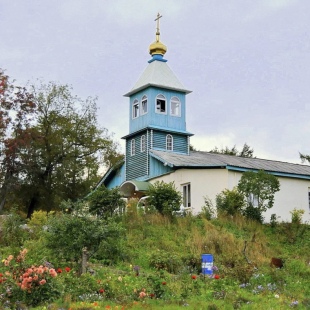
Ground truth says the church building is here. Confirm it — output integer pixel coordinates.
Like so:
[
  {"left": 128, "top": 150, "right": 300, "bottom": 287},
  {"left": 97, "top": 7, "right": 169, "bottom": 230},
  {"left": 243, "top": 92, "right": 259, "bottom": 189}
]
[{"left": 99, "top": 15, "right": 310, "bottom": 223}]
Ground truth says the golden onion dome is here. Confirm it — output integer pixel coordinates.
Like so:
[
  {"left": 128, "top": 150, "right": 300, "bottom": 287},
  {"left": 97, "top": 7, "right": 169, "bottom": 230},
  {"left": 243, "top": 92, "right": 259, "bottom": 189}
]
[{"left": 149, "top": 13, "right": 167, "bottom": 57}]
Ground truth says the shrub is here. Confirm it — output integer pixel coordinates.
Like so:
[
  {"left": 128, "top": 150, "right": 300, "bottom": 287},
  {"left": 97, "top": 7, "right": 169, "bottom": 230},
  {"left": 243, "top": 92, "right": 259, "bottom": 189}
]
[
  {"left": 215, "top": 188, "right": 245, "bottom": 216},
  {"left": 87, "top": 186, "right": 125, "bottom": 219},
  {"left": 0, "top": 248, "right": 60, "bottom": 307},
  {"left": 290, "top": 208, "right": 305, "bottom": 224},
  {"left": 149, "top": 250, "right": 183, "bottom": 273},
  {"left": 146, "top": 181, "right": 182, "bottom": 216},
  {"left": 0, "top": 212, "right": 28, "bottom": 247},
  {"left": 45, "top": 212, "right": 126, "bottom": 263}
]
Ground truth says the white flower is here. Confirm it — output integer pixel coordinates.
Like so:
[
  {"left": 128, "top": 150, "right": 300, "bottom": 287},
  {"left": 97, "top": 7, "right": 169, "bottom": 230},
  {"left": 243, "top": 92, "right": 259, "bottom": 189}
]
[{"left": 275, "top": 294, "right": 279, "bottom": 298}]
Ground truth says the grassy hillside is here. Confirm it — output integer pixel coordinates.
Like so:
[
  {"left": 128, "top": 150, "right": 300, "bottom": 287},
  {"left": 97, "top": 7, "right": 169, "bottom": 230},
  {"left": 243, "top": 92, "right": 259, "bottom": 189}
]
[{"left": 0, "top": 207, "right": 309, "bottom": 309}]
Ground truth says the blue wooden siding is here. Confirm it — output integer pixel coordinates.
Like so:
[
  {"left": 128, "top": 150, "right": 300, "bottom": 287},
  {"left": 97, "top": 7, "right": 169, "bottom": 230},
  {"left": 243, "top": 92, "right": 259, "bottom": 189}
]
[
  {"left": 125, "top": 131, "right": 150, "bottom": 180},
  {"left": 129, "top": 87, "right": 186, "bottom": 134},
  {"left": 152, "top": 130, "right": 188, "bottom": 154},
  {"left": 105, "top": 164, "right": 126, "bottom": 189},
  {"left": 149, "top": 156, "right": 172, "bottom": 178}
]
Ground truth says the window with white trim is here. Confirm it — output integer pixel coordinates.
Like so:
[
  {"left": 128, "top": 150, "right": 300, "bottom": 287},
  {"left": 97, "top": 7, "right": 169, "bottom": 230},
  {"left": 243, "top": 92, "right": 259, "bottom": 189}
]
[
  {"left": 182, "top": 183, "right": 191, "bottom": 208},
  {"left": 140, "top": 135, "right": 146, "bottom": 152},
  {"left": 170, "top": 96, "right": 181, "bottom": 116},
  {"left": 156, "top": 94, "right": 166, "bottom": 113},
  {"left": 132, "top": 99, "right": 139, "bottom": 119},
  {"left": 130, "top": 139, "right": 135, "bottom": 156},
  {"left": 166, "top": 134, "right": 173, "bottom": 151},
  {"left": 141, "top": 95, "right": 148, "bottom": 115}
]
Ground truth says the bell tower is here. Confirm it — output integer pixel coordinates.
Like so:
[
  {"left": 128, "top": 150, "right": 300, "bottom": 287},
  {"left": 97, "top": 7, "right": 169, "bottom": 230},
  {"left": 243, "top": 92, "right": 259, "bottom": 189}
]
[{"left": 122, "top": 14, "right": 193, "bottom": 181}]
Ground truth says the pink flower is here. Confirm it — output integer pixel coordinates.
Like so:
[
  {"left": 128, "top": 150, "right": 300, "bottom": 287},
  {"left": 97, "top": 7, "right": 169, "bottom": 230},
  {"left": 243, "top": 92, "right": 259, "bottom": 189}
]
[
  {"left": 39, "top": 279, "right": 46, "bottom": 285},
  {"left": 139, "top": 291, "right": 147, "bottom": 298},
  {"left": 49, "top": 269, "right": 57, "bottom": 277}
]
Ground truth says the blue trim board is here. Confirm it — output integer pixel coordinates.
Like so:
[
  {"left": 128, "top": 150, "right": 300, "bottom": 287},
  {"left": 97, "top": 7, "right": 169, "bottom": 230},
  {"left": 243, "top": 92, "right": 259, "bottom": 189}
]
[{"left": 226, "top": 165, "right": 310, "bottom": 180}]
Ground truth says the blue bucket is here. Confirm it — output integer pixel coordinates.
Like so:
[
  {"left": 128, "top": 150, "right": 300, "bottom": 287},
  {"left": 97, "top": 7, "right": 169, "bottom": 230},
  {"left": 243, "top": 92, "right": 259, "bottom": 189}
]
[{"left": 201, "top": 254, "right": 213, "bottom": 275}]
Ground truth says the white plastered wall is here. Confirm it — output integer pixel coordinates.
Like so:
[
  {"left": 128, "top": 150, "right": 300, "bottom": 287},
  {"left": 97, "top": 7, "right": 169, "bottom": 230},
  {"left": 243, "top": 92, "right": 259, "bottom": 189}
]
[{"left": 150, "top": 168, "right": 310, "bottom": 223}]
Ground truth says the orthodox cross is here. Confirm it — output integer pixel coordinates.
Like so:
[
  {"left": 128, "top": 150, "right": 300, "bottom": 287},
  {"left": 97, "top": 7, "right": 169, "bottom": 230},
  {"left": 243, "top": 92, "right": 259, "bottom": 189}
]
[{"left": 154, "top": 13, "right": 162, "bottom": 42}]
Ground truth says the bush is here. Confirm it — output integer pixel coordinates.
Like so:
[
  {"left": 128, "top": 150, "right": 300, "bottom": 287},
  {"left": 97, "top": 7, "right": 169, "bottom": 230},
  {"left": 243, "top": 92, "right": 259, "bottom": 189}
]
[
  {"left": 146, "top": 181, "right": 182, "bottom": 216},
  {"left": 45, "top": 212, "right": 126, "bottom": 263},
  {"left": 149, "top": 250, "right": 183, "bottom": 273},
  {"left": 215, "top": 188, "right": 245, "bottom": 216},
  {"left": 0, "top": 212, "right": 28, "bottom": 247},
  {"left": 87, "top": 186, "right": 125, "bottom": 219}
]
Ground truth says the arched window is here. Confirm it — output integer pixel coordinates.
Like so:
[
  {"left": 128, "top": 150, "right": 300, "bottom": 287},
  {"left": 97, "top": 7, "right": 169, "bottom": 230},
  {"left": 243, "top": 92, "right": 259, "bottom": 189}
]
[
  {"left": 132, "top": 99, "right": 139, "bottom": 119},
  {"left": 166, "top": 134, "right": 173, "bottom": 151},
  {"left": 156, "top": 94, "right": 166, "bottom": 114},
  {"left": 140, "top": 135, "right": 146, "bottom": 152},
  {"left": 170, "top": 96, "right": 181, "bottom": 116},
  {"left": 141, "top": 95, "right": 148, "bottom": 115},
  {"left": 131, "top": 139, "right": 135, "bottom": 156}
]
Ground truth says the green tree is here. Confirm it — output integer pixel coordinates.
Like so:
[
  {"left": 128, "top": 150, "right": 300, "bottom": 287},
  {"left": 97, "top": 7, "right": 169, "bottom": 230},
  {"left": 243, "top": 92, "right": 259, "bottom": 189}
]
[
  {"left": 237, "top": 170, "right": 280, "bottom": 222},
  {"left": 146, "top": 181, "right": 182, "bottom": 216},
  {"left": 300, "top": 152, "right": 310, "bottom": 164},
  {"left": 0, "top": 69, "right": 36, "bottom": 212},
  {"left": 87, "top": 186, "right": 125, "bottom": 219},
  {"left": 215, "top": 188, "right": 245, "bottom": 216},
  {"left": 210, "top": 143, "right": 254, "bottom": 158},
  {"left": 6, "top": 82, "right": 121, "bottom": 217}
]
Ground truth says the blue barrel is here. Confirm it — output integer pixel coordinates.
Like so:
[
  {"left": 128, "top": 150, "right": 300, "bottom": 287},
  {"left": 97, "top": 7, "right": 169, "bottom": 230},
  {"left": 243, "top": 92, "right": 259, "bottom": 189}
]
[{"left": 201, "top": 254, "right": 213, "bottom": 275}]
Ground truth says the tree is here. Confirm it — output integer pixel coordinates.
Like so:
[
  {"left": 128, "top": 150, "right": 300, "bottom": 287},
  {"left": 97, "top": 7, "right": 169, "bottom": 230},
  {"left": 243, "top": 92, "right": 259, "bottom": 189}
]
[
  {"left": 0, "top": 69, "right": 36, "bottom": 211},
  {"left": 215, "top": 188, "right": 245, "bottom": 216},
  {"left": 237, "top": 170, "right": 280, "bottom": 222},
  {"left": 210, "top": 143, "right": 254, "bottom": 158},
  {"left": 146, "top": 181, "right": 182, "bottom": 216},
  {"left": 300, "top": 152, "right": 310, "bottom": 165},
  {"left": 3, "top": 81, "right": 122, "bottom": 217},
  {"left": 87, "top": 186, "right": 125, "bottom": 219}
]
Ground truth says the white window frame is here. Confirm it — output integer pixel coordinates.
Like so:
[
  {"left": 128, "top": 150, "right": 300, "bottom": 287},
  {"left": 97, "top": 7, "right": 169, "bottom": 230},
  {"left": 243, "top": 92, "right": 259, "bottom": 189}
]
[
  {"left": 132, "top": 99, "right": 139, "bottom": 119},
  {"left": 130, "top": 139, "right": 135, "bottom": 156},
  {"left": 166, "top": 134, "right": 173, "bottom": 151},
  {"left": 182, "top": 183, "right": 191, "bottom": 208},
  {"left": 155, "top": 94, "right": 167, "bottom": 114},
  {"left": 141, "top": 95, "right": 148, "bottom": 115},
  {"left": 170, "top": 96, "right": 181, "bottom": 117},
  {"left": 140, "top": 135, "right": 146, "bottom": 152}
]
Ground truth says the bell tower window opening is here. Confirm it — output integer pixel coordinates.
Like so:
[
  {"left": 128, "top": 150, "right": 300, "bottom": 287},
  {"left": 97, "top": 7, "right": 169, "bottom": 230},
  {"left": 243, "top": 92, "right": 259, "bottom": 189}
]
[
  {"left": 141, "top": 135, "right": 146, "bottom": 152},
  {"left": 132, "top": 99, "right": 139, "bottom": 119},
  {"left": 166, "top": 134, "right": 173, "bottom": 151},
  {"left": 170, "top": 96, "right": 181, "bottom": 116},
  {"left": 156, "top": 94, "right": 166, "bottom": 114},
  {"left": 130, "top": 139, "right": 136, "bottom": 156},
  {"left": 141, "top": 95, "right": 148, "bottom": 115}
]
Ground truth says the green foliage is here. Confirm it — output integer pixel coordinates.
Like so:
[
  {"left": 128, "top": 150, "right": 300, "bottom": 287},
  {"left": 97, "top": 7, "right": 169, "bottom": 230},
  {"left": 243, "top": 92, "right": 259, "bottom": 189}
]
[
  {"left": 209, "top": 143, "right": 254, "bottom": 158},
  {"left": 200, "top": 196, "right": 216, "bottom": 220},
  {"left": 290, "top": 208, "right": 305, "bottom": 224},
  {"left": 45, "top": 212, "right": 126, "bottom": 262},
  {"left": 146, "top": 181, "right": 182, "bottom": 216},
  {"left": 1, "top": 80, "right": 122, "bottom": 217},
  {"left": 215, "top": 188, "right": 245, "bottom": 216},
  {"left": 237, "top": 170, "right": 280, "bottom": 222},
  {"left": 148, "top": 250, "right": 183, "bottom": 273},
  {"left": 0, "top": 212, "right": 28, "bottom": 247},
  {"left": 87, "top": 186, "right": 125, "bottom": 219},
  {"left": 0, "top": 248, "right": 61, "bottom": 308}
]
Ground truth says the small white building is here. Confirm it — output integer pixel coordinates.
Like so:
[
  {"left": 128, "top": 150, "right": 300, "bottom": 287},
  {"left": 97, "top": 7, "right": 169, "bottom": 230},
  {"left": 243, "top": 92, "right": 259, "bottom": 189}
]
[{"left": 100, "top": 16, "right": 310, "bottom": 223}]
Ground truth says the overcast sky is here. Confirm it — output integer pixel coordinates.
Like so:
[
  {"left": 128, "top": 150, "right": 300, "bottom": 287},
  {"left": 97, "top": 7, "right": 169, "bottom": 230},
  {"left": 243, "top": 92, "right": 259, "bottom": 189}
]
[{"left": 1, "top": 0, "right": 310, "bottom": 164}]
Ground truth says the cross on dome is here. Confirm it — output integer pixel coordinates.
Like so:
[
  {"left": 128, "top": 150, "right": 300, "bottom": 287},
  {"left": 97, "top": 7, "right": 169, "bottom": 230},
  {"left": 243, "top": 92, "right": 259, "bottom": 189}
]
[{"left": 149, "top": 12, "right": 167, "bottom": 57}]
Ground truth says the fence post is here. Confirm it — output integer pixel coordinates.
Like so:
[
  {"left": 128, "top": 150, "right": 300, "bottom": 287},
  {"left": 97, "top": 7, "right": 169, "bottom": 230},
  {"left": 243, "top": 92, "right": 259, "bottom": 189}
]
[{"left": 82, "top": 247, "right": 88, "bottom": 274}]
